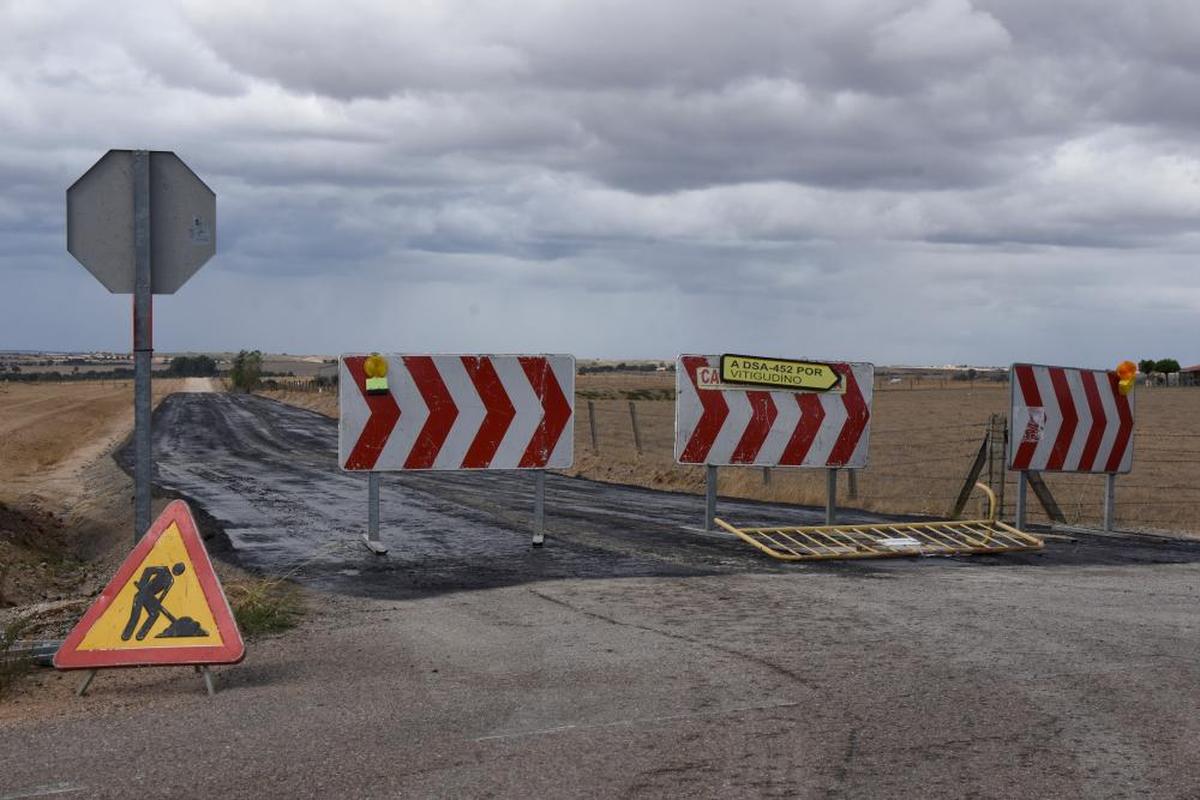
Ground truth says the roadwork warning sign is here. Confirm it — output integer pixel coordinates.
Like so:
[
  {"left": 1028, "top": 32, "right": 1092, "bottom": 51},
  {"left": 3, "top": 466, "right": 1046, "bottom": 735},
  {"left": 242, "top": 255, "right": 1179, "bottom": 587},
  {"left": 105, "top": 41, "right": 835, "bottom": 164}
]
[{"left": 55, "top": 500, "right": 244, "bottom": 669}]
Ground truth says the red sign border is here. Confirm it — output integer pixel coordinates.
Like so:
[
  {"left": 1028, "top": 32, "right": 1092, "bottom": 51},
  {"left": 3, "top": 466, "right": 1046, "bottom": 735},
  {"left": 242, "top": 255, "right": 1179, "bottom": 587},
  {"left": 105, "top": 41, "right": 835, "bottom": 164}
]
[{"left": 54, "top": 500, "right": 245, "bottom": 669}]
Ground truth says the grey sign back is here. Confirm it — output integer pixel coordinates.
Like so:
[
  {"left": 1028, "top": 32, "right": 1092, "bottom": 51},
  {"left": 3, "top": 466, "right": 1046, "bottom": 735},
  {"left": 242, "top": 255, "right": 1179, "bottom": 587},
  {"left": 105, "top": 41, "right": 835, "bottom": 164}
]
[{"left": 67, "top": 150, "right": 216, "bottom": 294}]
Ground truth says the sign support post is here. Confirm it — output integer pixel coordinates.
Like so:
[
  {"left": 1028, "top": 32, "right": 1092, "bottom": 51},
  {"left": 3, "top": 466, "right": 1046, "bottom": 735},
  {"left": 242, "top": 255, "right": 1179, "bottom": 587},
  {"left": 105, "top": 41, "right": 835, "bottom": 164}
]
[
  {"left": 67, "top": 148, "right": 217, "bottom": 547},
  {"left": 1015, "top": 471, "right": 1028, "bottom": 529},
  {"left": 132, "top": 151, "right": 153, "bottom": 543},
  {"left": 826, "top": 468, "right": 838, "bottom": 525},
  {"left": 705, "top": 465, "right": 717, "bottom": 531},
  {"left": 364, "top": 471, "right": 386, "bottom": 554},
  {"left": 533, "top": 471, "right": 545, "bottom": 547},
  {"left": 1103, "top": 474, "right": 1116, "bottom": 532}
]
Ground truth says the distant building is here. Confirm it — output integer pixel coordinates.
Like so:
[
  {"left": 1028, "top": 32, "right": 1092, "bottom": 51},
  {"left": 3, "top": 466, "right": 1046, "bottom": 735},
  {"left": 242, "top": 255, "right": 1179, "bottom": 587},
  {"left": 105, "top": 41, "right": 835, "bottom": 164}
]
[{"left": 1181, "top": 364, "right": 1200, "bottom": 387}]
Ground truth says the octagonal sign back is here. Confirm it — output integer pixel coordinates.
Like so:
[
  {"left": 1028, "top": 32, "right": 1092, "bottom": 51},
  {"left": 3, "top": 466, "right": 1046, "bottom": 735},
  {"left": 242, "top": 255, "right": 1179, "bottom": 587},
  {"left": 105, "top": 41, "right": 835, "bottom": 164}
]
[{"left": 67, "top": 150, "right": 216, "bottom": 294}]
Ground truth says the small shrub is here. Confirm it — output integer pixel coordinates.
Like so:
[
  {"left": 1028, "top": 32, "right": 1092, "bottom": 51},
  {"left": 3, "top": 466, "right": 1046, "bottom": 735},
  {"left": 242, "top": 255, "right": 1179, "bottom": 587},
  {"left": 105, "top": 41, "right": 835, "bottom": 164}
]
[
  {"left": 226, "top": 579, "right": 305, "bottom": 637},
  {"left": 0, "top": 615, "right": 34, "bottom": 698}
]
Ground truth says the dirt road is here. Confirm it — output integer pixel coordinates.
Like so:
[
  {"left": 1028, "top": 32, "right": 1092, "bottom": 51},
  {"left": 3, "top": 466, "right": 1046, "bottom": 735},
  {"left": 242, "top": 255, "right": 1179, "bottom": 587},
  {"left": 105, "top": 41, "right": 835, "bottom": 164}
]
[{"left": 3, "top": 392, "right": 1200, "bottom": 798}]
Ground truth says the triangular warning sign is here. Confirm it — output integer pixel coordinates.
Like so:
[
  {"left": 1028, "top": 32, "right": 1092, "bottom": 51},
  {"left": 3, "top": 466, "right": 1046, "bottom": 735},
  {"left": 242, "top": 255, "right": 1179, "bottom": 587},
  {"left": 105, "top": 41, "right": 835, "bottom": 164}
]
[{"left": 55, "top": 500, "right": 245, "bottom": 669}]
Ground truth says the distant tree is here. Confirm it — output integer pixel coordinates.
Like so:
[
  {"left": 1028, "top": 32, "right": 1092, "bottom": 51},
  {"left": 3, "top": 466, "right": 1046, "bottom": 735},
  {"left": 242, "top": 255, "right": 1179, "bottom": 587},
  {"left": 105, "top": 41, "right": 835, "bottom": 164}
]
[
  {"left": 229, "top": 350, "right": 263, "bottom": 392},
  {"left": 168, "top": 354, "right": 217, "bottom": 377},
  {"left": 1138, "top": 359, "right": 1156, "bottom": 376},
  {"left": 1155, "top": 358, "right": 1181, "bottom": 375}
]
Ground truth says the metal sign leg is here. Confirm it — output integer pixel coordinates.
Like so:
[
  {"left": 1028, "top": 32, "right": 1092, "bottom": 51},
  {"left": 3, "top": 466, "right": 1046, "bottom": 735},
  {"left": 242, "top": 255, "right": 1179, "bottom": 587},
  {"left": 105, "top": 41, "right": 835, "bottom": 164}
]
[
  {"left": 1015, "top": 471, "right": 1028, "bottom": 529},
  {"left": 705, "top": 465, "right": 717, "bottom": 531},
  {"left": 76, "top": 669, "right": 98, "bottom": 697},
  {"left": 533, "top": 470, "right": 545, "bottom": 547},
  {"left": 132, "top": 150, "right": 152, "bottom": 545},
  {"left": 825, "top": 468, "right": 837, "bottom": 525},
  {"left": 363, "top": 472, "right": 387, "bottom": 554},
  {"left": 1104, "top": 474, "right": 1116, "bottom": 532}
]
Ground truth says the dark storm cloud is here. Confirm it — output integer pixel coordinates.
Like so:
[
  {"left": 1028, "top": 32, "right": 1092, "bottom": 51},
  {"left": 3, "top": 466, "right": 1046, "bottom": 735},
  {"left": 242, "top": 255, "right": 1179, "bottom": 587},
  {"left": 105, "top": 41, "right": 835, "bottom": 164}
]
[{"left": 1, "top": 0, "right": 1197, "bottom": 365}]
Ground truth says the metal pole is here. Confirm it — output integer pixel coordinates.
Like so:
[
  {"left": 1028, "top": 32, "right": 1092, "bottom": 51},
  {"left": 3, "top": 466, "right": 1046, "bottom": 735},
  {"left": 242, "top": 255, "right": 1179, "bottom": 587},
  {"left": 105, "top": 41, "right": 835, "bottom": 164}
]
[
  {"left": 368, "top": 471, "right": 380, "bottom": 542},
  {"left": 705, "top": 465, "right": 717, "bottom": 531},
  {"left": 825, "top": 468, "right": 837, "bottom": 525},
  {"left": 1104, "top": 473, "right": 1116, "bottom": 532},
  {"left": 533, "top": 470, "right": 545, "bottom": 547},
  {"left": 847, "top": 469, "right": 858, "bottom": 500},
  {"left": 1015, "top": 470, "right": 1027, "bottom": 529},
  {"left": 762, "top": 466, "right": 771, "bottom": 486},
  {"left": 132, "top": 150, "right": 152, "bottom": 544}
]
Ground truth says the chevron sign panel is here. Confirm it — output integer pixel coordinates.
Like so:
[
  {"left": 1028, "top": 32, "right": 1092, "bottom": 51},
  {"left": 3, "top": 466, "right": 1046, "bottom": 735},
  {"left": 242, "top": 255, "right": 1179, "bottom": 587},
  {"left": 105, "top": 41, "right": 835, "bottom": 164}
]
[
  {"left": 1008, "top": 363, "right": 1134, "bottom": 474},
  {"left": 674, "top": 355, "right": 874, "bottom": 468},
  {"left": 339, "top": 354, "right": 574, "bottom": 471}
]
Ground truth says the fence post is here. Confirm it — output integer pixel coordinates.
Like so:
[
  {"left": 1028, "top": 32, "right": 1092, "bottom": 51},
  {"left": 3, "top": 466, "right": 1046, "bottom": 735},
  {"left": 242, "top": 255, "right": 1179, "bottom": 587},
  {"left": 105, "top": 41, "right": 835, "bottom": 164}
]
[
  {"left": 628, "top": 400, "right": 642, "bottom": 455},
  {"left": 1103, "top": 474, "right": 1116, "bottom": 532},
  {"left": 1015, "top": 471, "right": 1027, "bottom": 529},
  {"left": 825, "top": 468, "right": 837, "bottom": 525},
  {"left": 587, "top": 399, "right": 598, "bottom": 452}
]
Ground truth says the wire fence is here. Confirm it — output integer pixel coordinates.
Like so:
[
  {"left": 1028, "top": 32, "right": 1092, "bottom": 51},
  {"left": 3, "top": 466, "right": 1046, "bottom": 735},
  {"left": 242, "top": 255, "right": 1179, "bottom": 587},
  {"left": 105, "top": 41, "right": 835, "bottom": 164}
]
[
  {"left": 569, "top": 390, "right": 1200, "bottom": 536},
  {"left": 266, "top": 376, "right": 1200, "bottom": 536}
]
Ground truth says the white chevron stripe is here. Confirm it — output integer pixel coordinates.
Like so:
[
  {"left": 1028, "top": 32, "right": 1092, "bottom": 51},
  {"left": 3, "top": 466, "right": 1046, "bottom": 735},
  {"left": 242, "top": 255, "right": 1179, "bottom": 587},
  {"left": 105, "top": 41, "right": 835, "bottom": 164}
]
[
  {"left": 1094, "top": 371, "right": 1119, "bottom": 470},
  {"left": 431, "top": 355, "right": 485, "bottom": 470},
  {"left": 755, "top": 391, "right": 799, "bottom": 465},
  {"left": 492, "top": 357, "right": 542, "bottom": 468},
  {"left": 1063, "top": 369, "right": 1091, "bottom": 470},
  {"left": 377, "top": 357, "right": 429, "bottom": 468},
  {"left": 708, "top": 388, "right": 752, "bottom": 463},
  {"left": 804, "top": 390, "right": 847, "bottom": 466},
  {"left": 1028, "top": 366, "right": 1061, "bottom": 470},
  {"left": 337, "top": 360, "right": 369, "bottom": 467},
  {"left": 546, "top": 355, "right": 575, "bottom": 467},
  {"left": 674, "top": 355, "right": 709, "bottom": 460}
]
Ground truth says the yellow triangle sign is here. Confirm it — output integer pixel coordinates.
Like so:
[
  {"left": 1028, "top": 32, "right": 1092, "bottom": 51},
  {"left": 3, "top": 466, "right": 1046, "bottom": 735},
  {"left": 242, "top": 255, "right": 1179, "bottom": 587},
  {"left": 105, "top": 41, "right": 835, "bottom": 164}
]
[{"left": 55, "top": 500, "right": 245, "bottom": 669}]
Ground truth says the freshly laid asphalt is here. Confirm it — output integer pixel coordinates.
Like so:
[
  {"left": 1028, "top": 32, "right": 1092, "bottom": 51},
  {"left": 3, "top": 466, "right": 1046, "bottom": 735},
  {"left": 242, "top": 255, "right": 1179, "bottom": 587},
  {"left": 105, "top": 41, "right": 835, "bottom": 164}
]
[{"left": 3, "top": 393, "right": 1199, "bottom": 799}]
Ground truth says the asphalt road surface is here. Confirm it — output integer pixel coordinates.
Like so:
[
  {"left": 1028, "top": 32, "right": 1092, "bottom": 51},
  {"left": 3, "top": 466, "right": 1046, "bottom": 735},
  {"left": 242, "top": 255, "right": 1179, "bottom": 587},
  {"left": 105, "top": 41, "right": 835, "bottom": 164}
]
[{"left": 4, "top": 393, "right": 1200, "bottom": 799}]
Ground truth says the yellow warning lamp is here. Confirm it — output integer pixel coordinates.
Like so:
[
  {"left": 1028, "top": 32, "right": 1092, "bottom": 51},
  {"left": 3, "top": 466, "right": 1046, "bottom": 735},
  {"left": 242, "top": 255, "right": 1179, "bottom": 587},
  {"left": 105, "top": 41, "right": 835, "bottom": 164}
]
[
  {"left": 1115, "top": 360, "right": 1137, "bottom": 396},
  {"left": 364, "top": 353, "right": 389, "bottom": 395}
]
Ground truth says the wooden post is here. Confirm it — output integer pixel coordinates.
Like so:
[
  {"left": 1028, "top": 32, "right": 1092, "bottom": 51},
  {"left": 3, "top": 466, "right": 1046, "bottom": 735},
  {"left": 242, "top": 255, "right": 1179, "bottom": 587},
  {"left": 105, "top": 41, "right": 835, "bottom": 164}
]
[
  {"left": 587, "top": 399, "right": 598, "bottom": 452},
  {"left": 628, "top": 400, "right": 642, "bottom": 455}
]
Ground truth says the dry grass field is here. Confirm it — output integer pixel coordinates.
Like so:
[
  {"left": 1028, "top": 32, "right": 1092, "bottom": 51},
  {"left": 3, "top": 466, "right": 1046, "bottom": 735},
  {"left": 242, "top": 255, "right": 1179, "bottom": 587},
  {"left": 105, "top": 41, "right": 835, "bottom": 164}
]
[
  {"left": 265, "top": 371, "right": 1200, "bottom": 535},
  {"left": 0, "top": 379, "right": 187, "bottom": 607}
]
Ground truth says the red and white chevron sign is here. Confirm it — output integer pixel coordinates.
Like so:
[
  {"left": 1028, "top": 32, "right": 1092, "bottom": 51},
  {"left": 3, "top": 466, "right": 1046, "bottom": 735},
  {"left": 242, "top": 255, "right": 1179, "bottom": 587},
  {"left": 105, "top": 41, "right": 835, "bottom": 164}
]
[
  {"left": 1008, "top": 363, "right": 1134, "bottom": 474},
  {"left": 339, "top": 354, "right": 574, "bottom": 471},
  {"left": 674, "top": 355, "right": 874, "bottom": 467}
]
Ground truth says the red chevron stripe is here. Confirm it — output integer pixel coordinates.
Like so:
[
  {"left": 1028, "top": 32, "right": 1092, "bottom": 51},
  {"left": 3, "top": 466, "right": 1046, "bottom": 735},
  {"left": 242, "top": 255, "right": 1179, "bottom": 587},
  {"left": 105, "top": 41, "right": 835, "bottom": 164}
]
[
  {"left": 344, "top": 356, "right": 401, "bottom": 470},
  {"left": 1104, "top": 372, "right": 1134, "bottom": 472},
  {"left": 518, "top": 356, "right": 571, "bottom": 468},
  {"left": 1046, "top": 367, "right": 1078, "bottom": 470},
  {"left": 827, "top": 365, "right": 869, "bottom": 466},
  {"left": 1011, "top": 364, "right": 1042, "bottom": 470},
  {"left": 402, "top": 356, "right": 458, "bottom": 469},
  {"left": 679, "top": 356, "right": 729, "bottom": 463},
  {"left": 1078, "top": 370, "right": 1106, "bottom": 471},
  {"left": 779, "top": 392, "right": 825, "bottom": 465},
  {"left": 461, "top": 356, "right": 515, "bottom": 468},
  {"left": 731, "top": 391, "right": 777, "bottom": 463}
]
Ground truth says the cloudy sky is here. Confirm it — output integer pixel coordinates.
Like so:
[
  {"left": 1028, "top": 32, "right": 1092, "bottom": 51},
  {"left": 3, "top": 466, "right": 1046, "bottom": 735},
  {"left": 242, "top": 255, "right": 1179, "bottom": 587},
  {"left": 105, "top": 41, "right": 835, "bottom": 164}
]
[{"left": 3, "top": 0, "right": 1198, "bottom": 366}]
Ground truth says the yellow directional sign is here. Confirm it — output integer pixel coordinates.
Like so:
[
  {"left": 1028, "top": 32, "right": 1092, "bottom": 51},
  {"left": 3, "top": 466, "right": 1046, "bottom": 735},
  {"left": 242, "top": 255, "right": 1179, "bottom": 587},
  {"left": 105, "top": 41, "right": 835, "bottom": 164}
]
[{"left": 720, "top": 354, "right": 843, "bottom": 393}]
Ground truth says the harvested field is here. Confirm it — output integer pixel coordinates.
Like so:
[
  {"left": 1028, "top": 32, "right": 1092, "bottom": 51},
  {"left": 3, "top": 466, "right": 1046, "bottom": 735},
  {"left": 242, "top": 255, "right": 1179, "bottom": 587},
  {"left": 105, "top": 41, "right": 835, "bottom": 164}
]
[
  {"left": 0, "top": 379, "right": 187, "bottom": 607},
  {"left": 264, "top": 371, "right": 1200, "bottom": 535}
]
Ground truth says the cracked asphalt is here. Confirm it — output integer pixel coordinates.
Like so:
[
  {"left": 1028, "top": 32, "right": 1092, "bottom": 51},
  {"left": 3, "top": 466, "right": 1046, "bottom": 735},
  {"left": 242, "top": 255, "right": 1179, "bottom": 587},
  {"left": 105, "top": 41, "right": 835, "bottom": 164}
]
[{"left": 3, "top": 392, "right": 1199, "bottom": 799}]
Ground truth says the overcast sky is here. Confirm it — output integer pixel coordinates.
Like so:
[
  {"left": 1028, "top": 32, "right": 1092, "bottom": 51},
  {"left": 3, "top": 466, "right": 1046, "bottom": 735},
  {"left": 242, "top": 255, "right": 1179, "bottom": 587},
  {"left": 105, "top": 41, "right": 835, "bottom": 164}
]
[{"left": 2, "top": 0, "right": 1198, "bottom": 366}]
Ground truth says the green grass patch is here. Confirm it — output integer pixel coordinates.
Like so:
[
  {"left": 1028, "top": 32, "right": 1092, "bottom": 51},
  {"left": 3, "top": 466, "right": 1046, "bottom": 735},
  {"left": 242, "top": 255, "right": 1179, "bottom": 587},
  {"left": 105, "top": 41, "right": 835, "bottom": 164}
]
[{"left": 226, "top": 578, "right": 306, "bottom": 637}]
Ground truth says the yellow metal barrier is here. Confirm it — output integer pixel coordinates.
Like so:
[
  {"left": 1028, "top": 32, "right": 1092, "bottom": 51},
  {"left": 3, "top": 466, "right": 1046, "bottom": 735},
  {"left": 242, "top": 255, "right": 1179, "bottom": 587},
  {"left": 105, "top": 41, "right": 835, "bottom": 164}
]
[{"left": 714, "top": 483, "right": 1043, "bottom": 562}]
